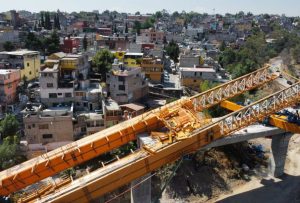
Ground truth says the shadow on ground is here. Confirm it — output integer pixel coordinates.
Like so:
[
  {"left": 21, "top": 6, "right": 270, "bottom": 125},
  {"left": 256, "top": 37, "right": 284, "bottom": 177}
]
[{"left": 217, "top": 174, "right": 300, "bottom": 203}]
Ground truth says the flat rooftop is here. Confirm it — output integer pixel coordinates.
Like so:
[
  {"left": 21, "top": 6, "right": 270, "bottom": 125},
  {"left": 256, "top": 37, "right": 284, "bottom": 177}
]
[
  {"left": 0, "top": 50, "right": 39, "bottom": 56},
  {"left": 104, "top": 99, "right": 120, "bottom": 111},
  {"left": 125, "top": 53, "right": 144, "bottom": 56},
  {"left": 0, "top": 69, "right": 19, "bottom": 75},
  {"left": 120, "top": 103, "right": 145, "bottom": 112},
  {"left": 180, "top": 67, "right": 216, "bottom": 73}
]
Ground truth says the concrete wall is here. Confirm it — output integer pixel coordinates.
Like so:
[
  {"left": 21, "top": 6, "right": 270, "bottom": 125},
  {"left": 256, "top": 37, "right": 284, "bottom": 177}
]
[{"left": 24, "top": 114, "right": 74, "bottom": 144}]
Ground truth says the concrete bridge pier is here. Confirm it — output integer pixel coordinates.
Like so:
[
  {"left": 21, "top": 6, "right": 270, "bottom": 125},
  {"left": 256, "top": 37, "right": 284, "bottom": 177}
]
[
  {"left": 131, "top": 134, "right": 151, "bottom": 203},
  {"left": 271, "top": 133, "right": 292, "bottom": 177}
]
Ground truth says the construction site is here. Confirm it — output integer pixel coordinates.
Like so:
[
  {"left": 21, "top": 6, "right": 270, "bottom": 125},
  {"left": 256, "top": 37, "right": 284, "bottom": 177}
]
[{"left": 0, "top": 63, "right": 300, "bottom": 203}]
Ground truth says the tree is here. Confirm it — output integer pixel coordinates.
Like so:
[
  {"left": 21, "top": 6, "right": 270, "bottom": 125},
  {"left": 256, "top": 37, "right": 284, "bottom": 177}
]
[
  {"left": 172, "top": 11, "right": 180, "bottom": 19},
  {"left": 33, "top": 22, "right": 38, "bottom": 31},
  {"left": 163, "top": 35, "right": 167, "bottom": 44},
  {"left": 125, "top": 23, "right": 128, "bottom": 34},
  {"left": 0, "top": 114, "right": 19, "bottom": 138},
  {"left": 113, "top": 24, "right": 117, "bottom": 33},
  {"left": 135, "top": 11, "right": 140, "bottom": 15},
  {"left": 95, "top": 13, "right": 99, "bottom": 22},
  {"left": 154, "top": 11, "right": 162, "bottom": 19},
  {"left": 0, "top": 135, "right": 26, "bottom": 170},
  {"left": 133, "top": 21, "right": 141, "bottom": 35},
  {"left": 92, "top": 49, "right": 114, "bottom": 80},
  {"left": 44, "top": 12, "right": 51, "bottom": 30},
  {"left": 40, "top": 12, "right": 45, "bottom": 28},
  {"left": 83, "top": 34, "right": 88, "bottom": 51},
  {"left": 3, "top": 41, "right": 15, "bottom": 51},
  {"left": 25, "top": 32, "right": 43, "bottom": 51},
  {"left": 219, "top": 41, "right": 226, "bottom": 51},
  {"left": 0, "top": 141, "right": 18, "bottom": 169},
  {"left": 44, "top": 30, "right": 60, "bottom": 55},
  {"left": 165, "top": 40, "right": 180, "bottom": 62},
  {"left": 54, "top": 13, "right": 61, "bottom": 30}
]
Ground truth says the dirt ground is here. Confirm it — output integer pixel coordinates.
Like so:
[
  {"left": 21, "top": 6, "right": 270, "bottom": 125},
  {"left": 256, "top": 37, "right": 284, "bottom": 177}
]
[
  {"left": 156, "top": 134, "right": 300, "bottom": 203},
  {"left": 214, "top": 134, "right": 300, "bottom": 203}
]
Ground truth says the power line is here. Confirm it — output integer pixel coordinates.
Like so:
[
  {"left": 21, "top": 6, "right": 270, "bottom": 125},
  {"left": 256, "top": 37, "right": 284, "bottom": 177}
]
[{"left": 105, "top": 172, "right": 157, "bottom": 203}]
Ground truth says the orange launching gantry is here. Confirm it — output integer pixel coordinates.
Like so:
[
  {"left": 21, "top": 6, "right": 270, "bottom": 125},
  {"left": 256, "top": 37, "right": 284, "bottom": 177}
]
[
  {"left": 0, "top": 66, "right": 278, "bottom": 197},
  {"left": 38, "top": 79, "right": 300, "bottom": 203}
]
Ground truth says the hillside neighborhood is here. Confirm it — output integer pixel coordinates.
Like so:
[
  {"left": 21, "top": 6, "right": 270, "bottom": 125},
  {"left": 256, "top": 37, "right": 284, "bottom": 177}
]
[{"left": 0, "top": 8, "right": 300, "bottom": 202}]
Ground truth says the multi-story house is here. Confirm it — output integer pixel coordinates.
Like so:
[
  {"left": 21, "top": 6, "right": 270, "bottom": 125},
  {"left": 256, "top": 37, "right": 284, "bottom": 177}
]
[
  {"left": 39, "top": 65, "right": 74, "bottom": 107},
  {"left": 141, "top": 57, "right": 163, "bottom": 83},
  {"left": 180, "top": 67, "right": 217, "bottom": 90},
  {"left": 106, "top": 62, "right": 148, "bottom": 104},
  {"left": 0, "top": 29, "right": 19, "bottom": 51},
  {"left": 179, "top": 54, "right": 202, "bottom": 68},
  {"left": 60, "top": 37, "right": 81, "bottom": 53},
  {"left": 102, "top": 98, "right": 122, "bottom": 128},
  {"left": 74, "top": 79, "right": 102, "bottom": 111},
  {"left": 139, "top": 28, "right": 165, "bottom": 44},
  {"left": 123, "top": 52, "right": 144, "bottom": 67},
  {"left": 40, "top": 52, "right": 92, "bottom": 107},
  {"left": 0, "top": 50, "right": 40, "bottom": 81},
  {"left": 0, "top": 69, "right": 20, "bottom": 108},
  {"left": 22, "top": 103, "right": 74, "bottom": 148}
]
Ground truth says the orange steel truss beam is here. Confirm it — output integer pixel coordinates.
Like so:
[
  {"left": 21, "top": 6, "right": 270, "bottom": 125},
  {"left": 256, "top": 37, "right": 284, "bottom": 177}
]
[
  {"left": 220, "top": 100, "right": 300, "bottom": 134},
  {"left": 39, "top": 82, "right": 300, "bottom": 203},
  {"left": 0, "top": 66, "right": 277, "bottom": 196}
]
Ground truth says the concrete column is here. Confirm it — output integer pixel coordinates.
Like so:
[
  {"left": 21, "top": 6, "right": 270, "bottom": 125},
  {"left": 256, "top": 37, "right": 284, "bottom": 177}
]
[
  {"left": 131, "top": 134, "right": 151, "bottom": 203},
  {"left": 130, "top": 174, "right": 151, "bottom": 203},
  {"left": 271, "top": 133, "right": 292, "bottom": 177}
]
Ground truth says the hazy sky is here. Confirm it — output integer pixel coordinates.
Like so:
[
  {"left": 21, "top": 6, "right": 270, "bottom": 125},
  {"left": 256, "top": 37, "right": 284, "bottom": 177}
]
[{"left": 0, "top": 0, "right": 299, "bottom": 16}]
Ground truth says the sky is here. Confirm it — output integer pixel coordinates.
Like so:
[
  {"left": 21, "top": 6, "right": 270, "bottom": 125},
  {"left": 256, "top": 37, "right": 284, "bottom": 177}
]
[{"left": 0, "top": 0, "right": 299, "bottom": 16}]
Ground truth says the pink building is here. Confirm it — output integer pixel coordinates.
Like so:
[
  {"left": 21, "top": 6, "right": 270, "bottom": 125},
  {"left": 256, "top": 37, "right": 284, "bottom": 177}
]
[
  {"left": 140, "top": 28, "right": 165, "bottom": 44},
  {"left": 0, "top": 69, "right": 20, "bottom": 106}
]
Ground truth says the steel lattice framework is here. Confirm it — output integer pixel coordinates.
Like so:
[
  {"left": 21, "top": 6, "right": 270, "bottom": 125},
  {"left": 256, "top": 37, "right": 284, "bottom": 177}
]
[
  {"left": 191, "top": 65, "right": 275, "bottom": 111},
  {"left": 218, "top": 82, "right": 300, "bottom": 136}
]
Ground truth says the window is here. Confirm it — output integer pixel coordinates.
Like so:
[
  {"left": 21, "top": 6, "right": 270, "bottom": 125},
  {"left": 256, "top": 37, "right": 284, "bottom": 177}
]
[
  {"left": 194, "top": 80, "right": 197, "bottom": 83},
  {"left": 29, "top": 71, "right": 32, "bottom": 75},
  {"left": 118, "top": 85, "right": 125, "bottom": 91},
  {"left": 32, "top": 124, "right": 35, "bottom": 128},
  {"left": 75, "top": 92, "right": 84, "bottom": 96},
  {"left": 81, "top": 127, "right": 86, "bottom": 133},
  {"left": 27, "top": 62, "right": 30, "bottom": 67},
  {"left": 49, "top": 93, "right": 57, "bottom": 98},
  {"left": 39, "top": 124, "right": 49, "bottom": 129},
  {"left": 96, "top": 120, "right": 104, "bottom": 127},
  {"left": 194, "top": 72, "right": 197, "bottom": 76},
  {"left": 42, "top": 134, "right": 53, "bottom": 139},
  {"left": 65, "top": 93, "right": 72, "bottom": 98},
  {"left": 57, "top": 93, "right": 62, "bottom": 96},
  {"left": 118, "top": 76, "right": 125, "bottom": 82},
  {"left": 7, "top": 83, "right": 12, "bottom": 89},
  {"left": 27, "top": 125, "right": 31, "bottom": 129},
  {"left": 47, "top": 83, "right": 53, "bottom": 88}
]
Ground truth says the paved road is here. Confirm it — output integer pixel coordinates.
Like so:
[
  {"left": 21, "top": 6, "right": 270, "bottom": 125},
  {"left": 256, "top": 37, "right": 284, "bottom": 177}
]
[{"left": 270, "top": 57, "right": 291, "bottom": 88}]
